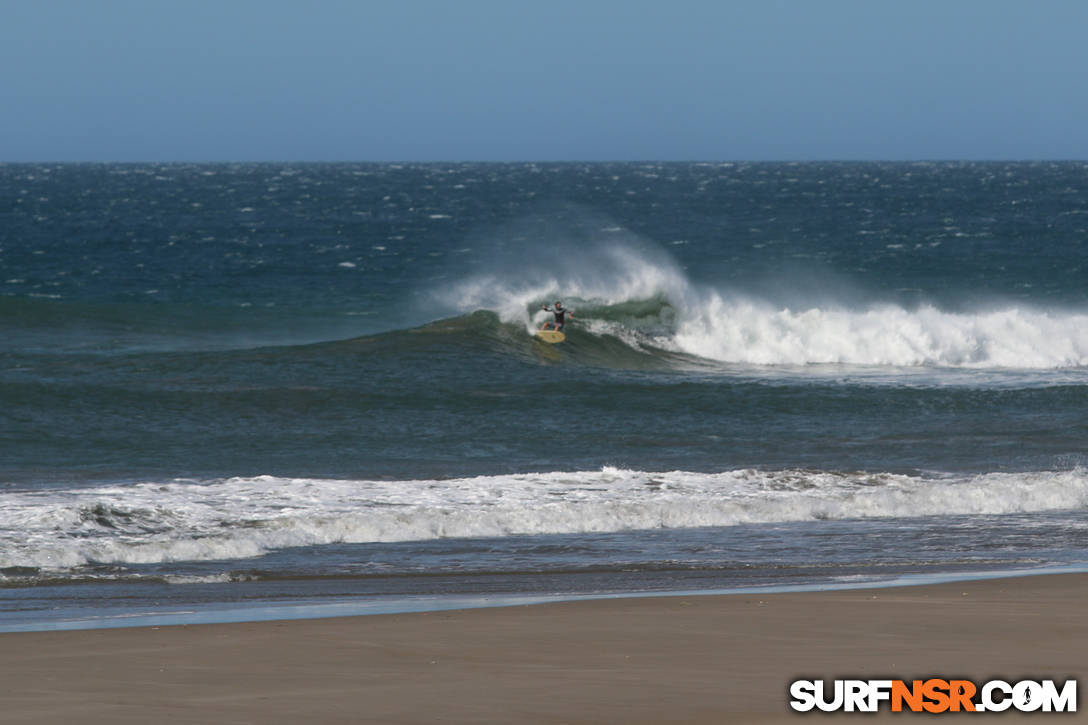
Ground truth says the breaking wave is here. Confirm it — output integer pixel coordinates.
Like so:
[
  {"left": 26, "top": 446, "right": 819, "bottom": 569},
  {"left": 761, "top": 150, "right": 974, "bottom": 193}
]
[
  {"left": 3, "top": 468, "right": 1087, "bottom": 572},
  {"left": 440, "top": 242, "right": 1088, "bottom": 369}
]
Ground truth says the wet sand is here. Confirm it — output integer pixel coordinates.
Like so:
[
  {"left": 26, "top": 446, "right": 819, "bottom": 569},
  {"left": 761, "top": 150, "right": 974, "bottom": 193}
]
[{"left": 3, "top": 573, "right": 1085, "bottom": 724}]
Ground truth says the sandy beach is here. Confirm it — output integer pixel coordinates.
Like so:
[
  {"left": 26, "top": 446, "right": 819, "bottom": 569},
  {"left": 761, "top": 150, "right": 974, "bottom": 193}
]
[{"left": 3, "top": 573, "right": 1085, "bottom": 724}]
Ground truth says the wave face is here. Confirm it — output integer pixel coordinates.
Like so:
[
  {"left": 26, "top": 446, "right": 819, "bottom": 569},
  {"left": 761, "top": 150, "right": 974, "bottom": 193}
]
[{"left": 3, "top": 468, "right": 1087, "bottom": 572}]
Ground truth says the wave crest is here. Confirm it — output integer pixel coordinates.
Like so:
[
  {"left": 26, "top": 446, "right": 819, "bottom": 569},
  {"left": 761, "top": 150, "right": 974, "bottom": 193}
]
[{"left": 440, "top": 239, "right": 1088, "bottom": 370}]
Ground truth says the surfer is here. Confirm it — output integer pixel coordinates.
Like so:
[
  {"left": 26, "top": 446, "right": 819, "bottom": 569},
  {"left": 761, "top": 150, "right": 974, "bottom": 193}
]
[{"left": 541, "top": 301, "right": 573, "bottom": 331}]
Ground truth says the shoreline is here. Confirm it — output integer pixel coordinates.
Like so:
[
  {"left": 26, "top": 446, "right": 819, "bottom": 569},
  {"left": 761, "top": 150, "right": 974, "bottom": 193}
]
[
  {"left": 4, "top": 564, "right": 1085, "bottom": 634},
  {"left": 4, "top": 571, "right": 1085, "bottom": 724}
]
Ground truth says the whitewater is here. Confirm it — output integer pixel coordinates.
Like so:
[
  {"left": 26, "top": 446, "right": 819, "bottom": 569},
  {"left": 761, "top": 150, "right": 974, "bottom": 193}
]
[
  {"left": 4, "top": 468, "right": 1088, "bottom": 574},
  {"left": 442, "top": 242, "right": 1088, "bottom": 371}
]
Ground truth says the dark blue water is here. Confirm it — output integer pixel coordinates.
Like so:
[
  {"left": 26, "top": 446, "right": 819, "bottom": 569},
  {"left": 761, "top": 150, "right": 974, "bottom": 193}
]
[{"left": 2, "top": 162, "right": 1088, "bottom": 629}]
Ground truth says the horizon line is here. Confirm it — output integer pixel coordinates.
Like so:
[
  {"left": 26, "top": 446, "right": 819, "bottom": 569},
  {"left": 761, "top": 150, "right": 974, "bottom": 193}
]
[{"left": 3, "top": 158, "right": 1086, "bottom": 165}]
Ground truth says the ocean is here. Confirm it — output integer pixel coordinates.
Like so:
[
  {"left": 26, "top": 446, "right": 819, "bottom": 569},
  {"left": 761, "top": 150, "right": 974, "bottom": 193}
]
[{"left": 3, "top": 161, "right": 1088, "bottom": 630}]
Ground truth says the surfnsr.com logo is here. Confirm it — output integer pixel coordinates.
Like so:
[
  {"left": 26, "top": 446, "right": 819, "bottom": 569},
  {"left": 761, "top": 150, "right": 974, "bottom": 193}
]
[{"left": 790, "top": 679, "right": 1077, "bottom": 713}]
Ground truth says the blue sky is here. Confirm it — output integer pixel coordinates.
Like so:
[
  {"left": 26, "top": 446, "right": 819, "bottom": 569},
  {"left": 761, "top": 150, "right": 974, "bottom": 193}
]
[{"left": 3, "top": 0, "right": 1086, "bottom": 161}]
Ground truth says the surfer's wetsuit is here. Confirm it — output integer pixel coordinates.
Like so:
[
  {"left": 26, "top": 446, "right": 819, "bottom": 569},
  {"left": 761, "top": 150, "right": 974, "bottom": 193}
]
[{"left": 543, "top": 305, "right": 572, "bottom": 331}]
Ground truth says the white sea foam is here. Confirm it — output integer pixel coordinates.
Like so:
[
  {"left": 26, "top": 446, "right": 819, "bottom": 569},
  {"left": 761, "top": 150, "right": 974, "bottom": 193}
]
[
  {"left": 444, "top": 239, "right": 1088, "bottom": 370},
  {"left": 1, "top": 468, "right": 1086, "bottom": 571},
  {"left": 667, "top": 296, "right": 1088, "bottom": 368}
]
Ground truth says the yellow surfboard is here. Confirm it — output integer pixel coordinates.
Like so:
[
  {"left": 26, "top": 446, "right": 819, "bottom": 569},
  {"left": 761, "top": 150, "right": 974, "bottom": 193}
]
[{"left": 535, "top": 328, "right": 566, "bottom": 343}]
